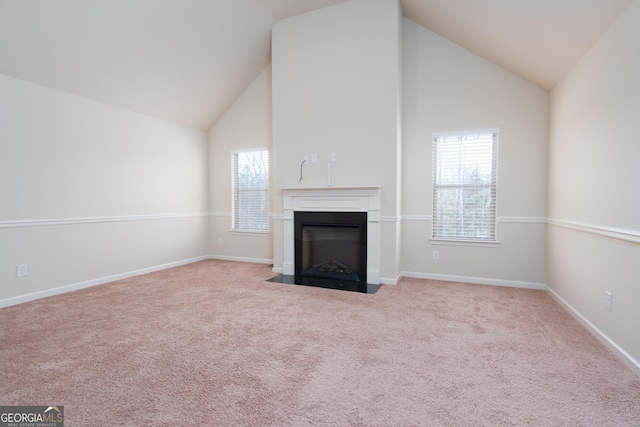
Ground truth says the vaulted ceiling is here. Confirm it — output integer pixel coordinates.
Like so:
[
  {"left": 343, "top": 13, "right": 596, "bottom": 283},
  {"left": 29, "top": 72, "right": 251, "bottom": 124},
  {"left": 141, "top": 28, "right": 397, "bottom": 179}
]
[{"left": 0, "top": 0, "right": 633, "bottom": 130}]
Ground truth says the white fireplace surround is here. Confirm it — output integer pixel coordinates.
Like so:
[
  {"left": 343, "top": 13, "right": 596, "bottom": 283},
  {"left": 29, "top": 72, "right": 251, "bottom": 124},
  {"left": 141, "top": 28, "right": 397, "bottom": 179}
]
[{"left": 281, "top": 187, "right": 381, "bottom": 284}]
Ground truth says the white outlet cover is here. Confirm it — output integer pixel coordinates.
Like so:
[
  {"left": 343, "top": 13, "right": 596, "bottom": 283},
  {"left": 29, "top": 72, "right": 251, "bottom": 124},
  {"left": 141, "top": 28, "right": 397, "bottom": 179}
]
[{"left": 16, "top": 264, "right": 28, "bottom": 277}]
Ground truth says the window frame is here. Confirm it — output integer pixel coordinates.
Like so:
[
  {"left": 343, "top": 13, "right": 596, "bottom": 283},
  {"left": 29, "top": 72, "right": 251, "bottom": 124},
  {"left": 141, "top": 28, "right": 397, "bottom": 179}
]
[
  {"left": 431, "top": 128, "right": 499, "bottom": 245},
  {"left": 231, "top": 147, "right": 270, "bottom": 233}
]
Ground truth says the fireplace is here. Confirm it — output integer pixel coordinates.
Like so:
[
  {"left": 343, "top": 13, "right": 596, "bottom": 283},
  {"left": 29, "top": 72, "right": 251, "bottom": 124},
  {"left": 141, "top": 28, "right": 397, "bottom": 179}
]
[
  {"left": 295, "top": 211, "right": 367, "bottom": 283},
  {"left": 269, "top": 187, "right": 382, "bottom": 293}
]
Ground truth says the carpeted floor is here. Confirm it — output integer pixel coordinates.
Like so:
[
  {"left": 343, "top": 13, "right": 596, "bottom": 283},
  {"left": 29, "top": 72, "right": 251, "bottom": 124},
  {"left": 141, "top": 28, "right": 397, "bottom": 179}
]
[{"left": 1, "top": 259, "right": 639, "bottom": 426}]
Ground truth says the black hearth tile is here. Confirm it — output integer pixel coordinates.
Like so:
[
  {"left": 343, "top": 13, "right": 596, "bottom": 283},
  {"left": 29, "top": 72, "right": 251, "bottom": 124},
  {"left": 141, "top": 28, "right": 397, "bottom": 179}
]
[{"left": 267, "top": 274, "right": 381, "bottom": 294}]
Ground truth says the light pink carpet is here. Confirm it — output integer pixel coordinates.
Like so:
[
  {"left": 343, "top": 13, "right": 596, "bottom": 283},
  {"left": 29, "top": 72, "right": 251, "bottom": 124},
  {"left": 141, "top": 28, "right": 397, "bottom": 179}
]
[{"left": 1, "top": 260, "right": 639, "bottom": 426}]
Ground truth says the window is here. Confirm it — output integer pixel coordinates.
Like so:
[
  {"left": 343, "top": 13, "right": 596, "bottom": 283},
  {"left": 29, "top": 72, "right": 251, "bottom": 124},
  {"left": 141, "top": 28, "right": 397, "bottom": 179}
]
[
  {"left": 232, "top": 148, "right": 269, "bottom": 232},
  {"left": 432, "top": 129, "right": 498, "bottom": 242}
]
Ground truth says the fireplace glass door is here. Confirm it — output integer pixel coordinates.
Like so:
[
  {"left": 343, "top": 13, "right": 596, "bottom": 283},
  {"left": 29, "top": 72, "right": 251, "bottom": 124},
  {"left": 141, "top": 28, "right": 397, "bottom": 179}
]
[{"left": 295, "top": 211, "right": 367, "bottom": 283}]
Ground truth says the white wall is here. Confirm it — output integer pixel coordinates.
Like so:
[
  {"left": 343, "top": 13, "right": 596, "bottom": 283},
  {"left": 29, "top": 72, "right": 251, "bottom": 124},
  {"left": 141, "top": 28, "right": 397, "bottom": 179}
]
[
  {"left": 547, "top": 0, "right": 640, "bottom": 373},
  {"left": 401, "top": 19, "right": 549, "bottom": 287},
  {"left": 0, "top": 74, "right": 209, "bottom": 306},
  {"left": 271, "top": 0, "right": 402, "bottom": 282},
  {"left": 208, "top": 65, "right": 273, "bottom": 264}
]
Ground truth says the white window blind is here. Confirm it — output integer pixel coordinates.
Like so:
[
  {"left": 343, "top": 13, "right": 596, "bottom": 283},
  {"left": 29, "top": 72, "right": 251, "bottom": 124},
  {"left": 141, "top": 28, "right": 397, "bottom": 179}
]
[
  {"left": 432, "top": 129, "right": 498, "bottom": 241},
  {"left": 232, "top": 148, "right": 269, "bottom": 231}
]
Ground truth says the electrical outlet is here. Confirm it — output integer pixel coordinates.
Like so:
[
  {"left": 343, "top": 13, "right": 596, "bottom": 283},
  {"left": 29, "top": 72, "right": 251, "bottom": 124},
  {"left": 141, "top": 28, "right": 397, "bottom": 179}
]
[
  {"left": 303, "top": 155, "right": 309, "bottom": 163},
  {"left": 16, "top": 264, "right": 28, "bottom": 278},
  {"left": 218, "top": 238, "right": 223, "bottom": 245},
  {"left": 605, "top": 291, "right": 613, "bottom": 311},
  {"left": 311, "top": 153, "right": 317, "bottom": 163},
  {"left": 432, "top": 250, "right": 439, "bottom": 260},
  {"left": 330, "top": 151, "right": 337, "bottom": 161}
]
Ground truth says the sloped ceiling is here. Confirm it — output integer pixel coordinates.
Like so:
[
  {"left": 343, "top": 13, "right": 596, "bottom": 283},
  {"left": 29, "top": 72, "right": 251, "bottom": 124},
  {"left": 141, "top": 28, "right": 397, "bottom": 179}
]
[
  {"left": 0, "top": 0, "right": 634, "bottom": 131},
  {"left": 400, "top": 0, "right": 634, "bottom": 91}
]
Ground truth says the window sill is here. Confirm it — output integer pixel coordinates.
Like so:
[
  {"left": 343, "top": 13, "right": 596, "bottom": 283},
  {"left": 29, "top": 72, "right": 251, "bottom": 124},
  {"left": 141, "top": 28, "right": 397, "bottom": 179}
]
[
  {"left": 230, "top": 229, "right": 270, "bottom": 236},
  {"left": 430, "top": 239, "right": 500, "bottom": 248}
]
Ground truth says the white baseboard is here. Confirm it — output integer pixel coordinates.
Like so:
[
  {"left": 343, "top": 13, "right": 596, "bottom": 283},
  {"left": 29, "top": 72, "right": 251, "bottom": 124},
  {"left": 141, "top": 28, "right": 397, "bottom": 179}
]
[
  {"left": 401, "top": 271, "right": 545, "bottom": 290},
  {"left": 207, "top": 254, "right": 274, "bottom": 265},
  {"left": 0, "top": 256, "right": 209, "bottom": 309},
  {"left": 546, "top": 286, "right": 640, "bottom": 377},
  {"left": 380, "top": 274, "right": 401, "bottom": 285}
]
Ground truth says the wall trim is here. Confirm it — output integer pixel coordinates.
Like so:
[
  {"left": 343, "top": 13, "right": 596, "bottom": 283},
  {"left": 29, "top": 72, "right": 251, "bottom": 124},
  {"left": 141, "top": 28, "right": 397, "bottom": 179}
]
[
  {"left": 0, "top": 212, "right": 210, "bottom": 229},
  {"left": 402, "top": 214, "right": 432, "bottom": 221},
  {"left": 212, "top": 212, "right": 280, "bottom": 221},
  {"left": 0, "top": 256, "right": 209, "bottom": 309},
  {"left": 547, "top": 218, "right": 640, "bottom": 244},
  {"left": 399, "top": 215, "right": 546, "bottom": 223},
  {"left": 399, "top": 215, "right": 639, "bottom": 244},
  {"left": 381, "top": 216, "right": 400, "bottom": 222},
  {"left": 546, "top": 285, "right": 640, "bottom": 377},
  {"left": 380, "top": 273, "right": 401, "bottom": 285},
  {"left": 401, "top": 271, "right": 545, "bottom": 290},
  {"left": 498, "top": 217, "right": 546, "bottom": 223},
  {"left": 430, "top": 239, "right": 500, "bottom": 248}
]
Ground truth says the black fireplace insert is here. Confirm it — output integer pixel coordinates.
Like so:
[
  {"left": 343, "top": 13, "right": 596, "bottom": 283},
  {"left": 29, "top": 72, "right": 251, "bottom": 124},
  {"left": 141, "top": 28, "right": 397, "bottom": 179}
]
[{"left": 294, "top": 211, "right": 367, "bottom": 283}]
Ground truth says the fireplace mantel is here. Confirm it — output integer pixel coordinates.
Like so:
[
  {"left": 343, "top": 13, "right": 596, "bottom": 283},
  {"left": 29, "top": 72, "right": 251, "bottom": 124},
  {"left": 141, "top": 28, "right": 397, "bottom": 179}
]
[
  {"left": 281, "top": 186, "right": 381, "bottom": 196},
  {"left": 281, "top": 186, "right": 381, "bottom": 284}
]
